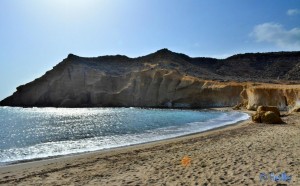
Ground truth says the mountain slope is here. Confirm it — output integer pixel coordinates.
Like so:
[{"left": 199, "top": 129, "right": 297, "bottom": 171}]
[{"left": 1, "top": 49, "right": 300, "bottom": 109}]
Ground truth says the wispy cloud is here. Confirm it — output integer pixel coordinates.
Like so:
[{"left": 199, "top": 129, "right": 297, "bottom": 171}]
[
  {"left": 287, "top": 9, "right": 300, "bottom": 16},
  {"left": 251, "top": 22, "right": 300, "bottom": 50}
]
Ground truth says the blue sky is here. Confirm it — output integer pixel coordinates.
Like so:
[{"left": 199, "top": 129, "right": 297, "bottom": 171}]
[{"left": 0, "top": 0, "right": 300, "bottom": 100}]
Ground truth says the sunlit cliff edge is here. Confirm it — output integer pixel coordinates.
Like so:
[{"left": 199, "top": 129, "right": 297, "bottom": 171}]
[{"left": 1, "top": 49, "right": 300, "bottom": 110}]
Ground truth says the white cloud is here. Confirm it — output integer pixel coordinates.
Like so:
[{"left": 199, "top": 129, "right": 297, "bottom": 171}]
[
  {"left": 251, "top": 22, "right": 300, "bottom": 50},
  {"left": 287, "top": 9, "right": 300, "bottom": 16}
]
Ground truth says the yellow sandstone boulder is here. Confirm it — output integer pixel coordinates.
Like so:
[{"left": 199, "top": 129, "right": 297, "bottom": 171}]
[
  {"left": 257, "top": 106, "right": 280, "bottom": 117},
  {"left": 251, "top": 106, "right": 284, "bottom": 124},
  {"left": 261, "top": 111, "right": 284, "bottom": 124},
  {"left": 251, "top": 112, "right": 262, "bottom": 123}
]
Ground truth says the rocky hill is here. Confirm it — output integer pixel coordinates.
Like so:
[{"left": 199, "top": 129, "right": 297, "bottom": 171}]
[{"left": 1, "top": 49, "right": 300, "bottom": 109}]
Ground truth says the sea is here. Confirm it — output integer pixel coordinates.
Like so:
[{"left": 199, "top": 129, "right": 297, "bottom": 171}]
[{"left": 0, "top": 107, "right": 249, "bottom": 165}]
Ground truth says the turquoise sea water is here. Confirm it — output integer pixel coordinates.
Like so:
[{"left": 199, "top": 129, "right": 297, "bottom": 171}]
[{"left": 0, "top": 107, "right": 249, "bottom": 165}]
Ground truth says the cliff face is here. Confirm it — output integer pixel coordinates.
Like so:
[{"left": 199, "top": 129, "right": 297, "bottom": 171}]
[
  {"left": 244, "top": 85, "right": 300, "bottom": 110},
  {"left": 1, "top": 49, "right": 300, "bottom": 110},
  {"left": 0, "top": 64, "right": 244, "bottom": 108}
]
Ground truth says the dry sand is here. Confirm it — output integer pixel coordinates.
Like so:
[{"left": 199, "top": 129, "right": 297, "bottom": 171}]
[{"left": 0, "top": 109, "right": 300, "bottom": 186}]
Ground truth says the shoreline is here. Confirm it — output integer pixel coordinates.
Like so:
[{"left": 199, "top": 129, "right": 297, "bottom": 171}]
[
  {"left": 0, "top": 108, "right": 248, "bottom": 167},
  {"left": 1, "top": 109, "right": 299, "bottom": 185}
]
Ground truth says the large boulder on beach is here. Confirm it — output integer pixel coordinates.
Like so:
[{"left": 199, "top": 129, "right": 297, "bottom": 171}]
[
  {"left": 252, "top": 105, "right": 283, "bottom": 124},
  {"left": 261, "top": 111, "right": 284, "bottom": 124},
  {"left": 251, "top": 112, "right": 262, "bottom": 123},
  {"left": 257, "top": 106, "right": 280, "bottom": 117},
  {"left": 252, "top": 110, "right": 284, "bottom": 124}
]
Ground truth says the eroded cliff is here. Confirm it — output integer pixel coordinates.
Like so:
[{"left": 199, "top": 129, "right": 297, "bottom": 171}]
[{"left": 1, "top": 49, "right": 300, "bottom": 110}]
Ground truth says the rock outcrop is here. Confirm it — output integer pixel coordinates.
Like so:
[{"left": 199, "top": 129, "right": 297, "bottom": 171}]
[
  {"left": 243, "top": 85, "right": 300, "bottom": 111},
  {"left": 252, "top": 106, "right": 283, "bottom": 124},
  {"left": 1, "top": 49, "right": 300, "bottom": 108},
  {"left": 257, "top": 106, "right": 280, "bottom": 117},
  {"left": 262, "top": 111, "right": 284, "bottom": 124}
]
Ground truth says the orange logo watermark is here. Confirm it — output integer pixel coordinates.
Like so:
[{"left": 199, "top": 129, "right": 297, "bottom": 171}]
[{"left": 181, "top": 156, "right": 191, "bottom": 167}]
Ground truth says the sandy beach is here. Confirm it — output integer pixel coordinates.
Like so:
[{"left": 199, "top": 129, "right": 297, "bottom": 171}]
[{"left": 0, "top": 109, "right": 299, "bottom": 185}]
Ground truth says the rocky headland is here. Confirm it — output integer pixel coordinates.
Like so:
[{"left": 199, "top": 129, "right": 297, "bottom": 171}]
[{"left": 1, "top": 49, "right": 300, "bottom": 110}]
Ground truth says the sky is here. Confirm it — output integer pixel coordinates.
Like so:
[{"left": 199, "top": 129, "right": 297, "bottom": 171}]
[{"left": 0, "top": 0, "right": 300, "bottom": 100}]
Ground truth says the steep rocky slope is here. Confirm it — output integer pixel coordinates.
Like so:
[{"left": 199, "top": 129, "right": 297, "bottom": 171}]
[{"left": 1, "top": 49, "right": 300, "bottom": 110}]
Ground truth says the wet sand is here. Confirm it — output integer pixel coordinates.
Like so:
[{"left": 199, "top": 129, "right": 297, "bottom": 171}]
[{"left": 0, "top": 109, "right": 300, "bottom": 185}]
